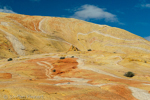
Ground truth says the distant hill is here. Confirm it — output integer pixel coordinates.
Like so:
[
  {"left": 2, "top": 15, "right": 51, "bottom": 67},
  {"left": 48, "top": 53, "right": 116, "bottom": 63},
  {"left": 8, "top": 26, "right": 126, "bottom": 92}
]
[{"left": 0, "top": 12, "right": 150, "bottom": 58}]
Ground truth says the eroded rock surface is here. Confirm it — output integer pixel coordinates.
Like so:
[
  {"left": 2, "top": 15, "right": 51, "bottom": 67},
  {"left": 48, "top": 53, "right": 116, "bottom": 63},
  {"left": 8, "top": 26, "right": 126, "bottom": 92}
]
[
  {"left": 1, "top": 12, "right": 150, "bottom": 59},
  {"left": 0, "top": 12, "right": 150, "bottom": 100},
  {"left": 0, "top": 52, "right": 150, "bottom": 100}
]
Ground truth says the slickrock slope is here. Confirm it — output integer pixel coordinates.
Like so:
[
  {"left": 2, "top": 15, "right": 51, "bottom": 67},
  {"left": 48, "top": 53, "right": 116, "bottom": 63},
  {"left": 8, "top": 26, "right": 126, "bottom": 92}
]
[
  {"left": 0, "top": 12, "right": 150, "bottom": 100},
  {"left": 0, "top": 12, "right": 150, "bottom": 59}
]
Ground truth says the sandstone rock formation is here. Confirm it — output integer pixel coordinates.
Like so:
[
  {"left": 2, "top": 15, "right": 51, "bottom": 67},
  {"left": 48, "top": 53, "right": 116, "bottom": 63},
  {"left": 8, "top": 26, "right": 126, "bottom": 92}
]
[
  {"left": 0, "top": 12, "right": 150, "bottom": 100},
  {"left": 67, "top": 45, "right": 80, "bottom": 52}
]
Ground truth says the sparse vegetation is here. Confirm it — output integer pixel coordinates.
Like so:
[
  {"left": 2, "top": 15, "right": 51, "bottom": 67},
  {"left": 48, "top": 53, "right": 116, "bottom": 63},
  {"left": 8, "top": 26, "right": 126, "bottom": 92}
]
[
  {"left": 53, "top": 69, "right": 56, "bottom": 72},
  {"left": 8, "top": 58, "right": 13, "bottom": 61},
  {"left": 124, "top": 71, "right": 135, "bottom": 77},
  {"left": 88, "top": 49, "right": 92, "bottom": 51},
  {"left": 31, "top": 49, "right": 38, "bottom": 53},
  {"left": 60, "top": 57, "right": 65, "bottom": 59},
  {"left": 71, "top": 56, "right": 74, "bottom": 58}
]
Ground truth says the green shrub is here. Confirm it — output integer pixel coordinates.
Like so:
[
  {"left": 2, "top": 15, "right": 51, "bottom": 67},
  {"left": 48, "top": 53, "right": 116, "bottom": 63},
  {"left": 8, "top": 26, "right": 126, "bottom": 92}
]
[
  {"left": 52, "top": 69, "right": 56, "bottom": 72},
  {"left": 60, "top": 57, "right": 65, "bottom": 59},
  {"left": 71, "top": 56, "right": 74, "bottom": 58},
  {"left": 8, "top": 58, "right": 13, "bottom": 61},
  {"left": 124, "top": 71, "right": 135, "bottom": 77},
  {"left": 88, "top": 49, "right": 92, "bottom": 51}
]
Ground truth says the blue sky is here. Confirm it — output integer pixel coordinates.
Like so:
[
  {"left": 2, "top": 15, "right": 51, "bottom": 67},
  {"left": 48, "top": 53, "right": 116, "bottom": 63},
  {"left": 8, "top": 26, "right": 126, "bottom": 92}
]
[{"left": 0, "top": 0, "right": 150, "bottom": 40}]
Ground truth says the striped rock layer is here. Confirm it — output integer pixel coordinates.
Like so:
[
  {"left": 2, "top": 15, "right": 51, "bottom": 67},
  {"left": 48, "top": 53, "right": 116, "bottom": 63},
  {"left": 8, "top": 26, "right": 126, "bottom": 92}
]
[{"left": 0, "top": 12, "right": 150, "bottom": 100}]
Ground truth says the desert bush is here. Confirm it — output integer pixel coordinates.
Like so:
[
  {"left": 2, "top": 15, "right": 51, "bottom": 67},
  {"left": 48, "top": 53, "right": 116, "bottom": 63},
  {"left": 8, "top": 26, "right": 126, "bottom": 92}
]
[
  {"left": 60, "top": 57, "right": 65, "bottom": 59},
  {"left": 8, "top": 58, "right": 13, "bottom": 61},
  {"left": 124, "top": 71, "right": 134, "bottom": 77},
  {"left": 52, "top": 69, "right": 56, "bottom": 72},
  {"left": 71, "top": 56, "right": 74, "bottom": 58},
  {"left": 88, "top": 49, "right": 92, "bottom": 51},
  {"left": 32, "top": 49, "right": 38, "bottom": 53}
]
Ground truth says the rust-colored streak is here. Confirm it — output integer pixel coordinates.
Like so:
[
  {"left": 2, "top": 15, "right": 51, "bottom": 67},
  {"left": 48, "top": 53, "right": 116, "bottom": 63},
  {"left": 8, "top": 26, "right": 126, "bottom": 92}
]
[{"left": 0, "top": 73, "right": 12, "bottom": 79}]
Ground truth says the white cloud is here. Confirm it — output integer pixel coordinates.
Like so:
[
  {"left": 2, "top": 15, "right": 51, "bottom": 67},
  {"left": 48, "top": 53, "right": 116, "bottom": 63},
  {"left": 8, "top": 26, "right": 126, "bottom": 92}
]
[
  {"left": 70, "top": 4, "right": 118, "bottom": 22},
  {"left": 0, "top": 6, "right": 17, "bottom": 13},
  {"left": 141, "top": 4, "right": 150, "bottom": 8},
  {"left": 144, "top": 36, "right": 150, "bottom": 41}
]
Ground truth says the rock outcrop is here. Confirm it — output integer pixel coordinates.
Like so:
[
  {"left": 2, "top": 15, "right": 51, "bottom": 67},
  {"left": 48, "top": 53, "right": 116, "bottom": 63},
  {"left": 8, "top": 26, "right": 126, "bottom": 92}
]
[{"left": 67, "top": 45, "right": 80, "bottom": 52}]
